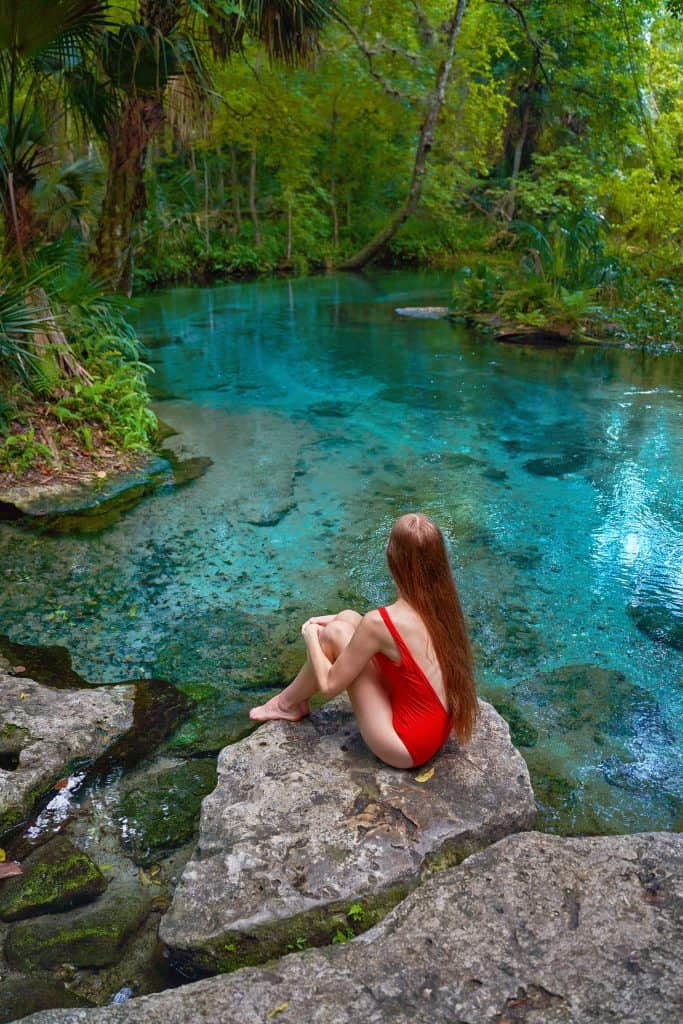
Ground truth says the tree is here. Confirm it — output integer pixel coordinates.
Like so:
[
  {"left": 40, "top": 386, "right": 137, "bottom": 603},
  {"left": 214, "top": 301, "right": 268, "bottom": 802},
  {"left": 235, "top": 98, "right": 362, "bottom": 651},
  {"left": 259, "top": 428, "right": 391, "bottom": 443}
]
[
  {"left": 339, "top": 0, "right": 470, "bottom": 270},
  {"left": 93, "top": 0, "right": 334, "bottom": 294},
  {"left": 0, "top": 0, "right": 107, "bottom": 271}
]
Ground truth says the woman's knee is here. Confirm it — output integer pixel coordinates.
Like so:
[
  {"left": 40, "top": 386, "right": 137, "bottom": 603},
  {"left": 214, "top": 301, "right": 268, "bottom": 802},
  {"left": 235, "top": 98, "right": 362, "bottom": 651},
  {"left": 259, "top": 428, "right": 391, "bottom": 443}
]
[
  {"left": 320, "top": 619, "right": 354, "bottom": 660},
  {"left": 335, "top": 609, "right": 362, "bottom": 628}
]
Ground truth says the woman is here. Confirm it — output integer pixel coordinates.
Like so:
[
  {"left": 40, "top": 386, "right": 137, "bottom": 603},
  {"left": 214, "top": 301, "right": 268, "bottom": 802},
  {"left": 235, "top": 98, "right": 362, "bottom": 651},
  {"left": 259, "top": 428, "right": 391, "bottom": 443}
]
[{"left": 250, "top": 512, "right": 477, "bottom": 768}]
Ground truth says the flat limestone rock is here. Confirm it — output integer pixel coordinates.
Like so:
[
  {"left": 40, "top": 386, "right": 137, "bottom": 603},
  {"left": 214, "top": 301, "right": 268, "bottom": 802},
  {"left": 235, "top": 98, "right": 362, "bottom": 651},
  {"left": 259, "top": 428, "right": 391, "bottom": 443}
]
[
  {"left": 394, "top": 306, "right": 450, "bottom": 319},
  {"left": 18, "top": 831, "right": 682, "bottom": 1024},
  {"left": 158, "top": 697, "right": 536, "bottom": 973},
  {"left": 0, "top": 457, "right": 174, "bottom": 534},
  {"left": 0, "top": 676, "right": 135, "bottom": 834}
]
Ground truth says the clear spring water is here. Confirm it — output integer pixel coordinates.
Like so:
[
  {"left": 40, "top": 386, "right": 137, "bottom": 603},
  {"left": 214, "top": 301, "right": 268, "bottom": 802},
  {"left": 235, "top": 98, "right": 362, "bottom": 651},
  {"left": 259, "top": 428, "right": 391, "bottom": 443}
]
[{"left": 1, "top": 269, "right": 681, "bottom": 834}]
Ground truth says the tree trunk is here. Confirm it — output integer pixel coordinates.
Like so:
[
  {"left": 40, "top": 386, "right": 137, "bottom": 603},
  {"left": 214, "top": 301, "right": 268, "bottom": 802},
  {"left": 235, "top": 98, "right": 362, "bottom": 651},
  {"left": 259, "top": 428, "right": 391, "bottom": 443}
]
[
  {"left": 339, "top": 0, "right": 469, "bottom": 271},
  {"left": 93, "top": 0, "right": 181, "bottom": 294},
  {"left": 249, "top": 149, "right": 261, "bottom": 247},
  {"left": 93, "top": 93, "right": 164, "bottom": 294},
  {"left": 286, "top": 199, "right": 293, "bottom": 260},
  {"left": 203, "top": 156, "right": 210, "bottom": 258},
  {"left": 231, "top": 145, "right": 242, "bottom": 234},
  {"left": 502, "top": 100, "right": 531, "bottom": 221},
  {"left": 330, "top": 180, "right": 339, "bottom": 249},
  {"left": 2, "top": 173, "right": 34, "bottom": 272}
]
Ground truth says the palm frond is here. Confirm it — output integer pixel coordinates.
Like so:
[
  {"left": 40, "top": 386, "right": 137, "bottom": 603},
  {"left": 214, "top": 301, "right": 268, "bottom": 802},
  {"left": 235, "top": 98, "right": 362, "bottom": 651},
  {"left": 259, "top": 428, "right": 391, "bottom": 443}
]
[
  {"left": 201, "top": 0, "right": 334, "bottom": 66},
  {"left": 0, "top": 0, "right": 108, "bottom": 62}
]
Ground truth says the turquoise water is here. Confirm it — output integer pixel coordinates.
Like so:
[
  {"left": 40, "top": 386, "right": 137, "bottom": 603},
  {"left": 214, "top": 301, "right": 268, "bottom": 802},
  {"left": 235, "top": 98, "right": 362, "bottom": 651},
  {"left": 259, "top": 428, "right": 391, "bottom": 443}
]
[{"left": 1, "top": 269, "right": 681, "bottom": 834}]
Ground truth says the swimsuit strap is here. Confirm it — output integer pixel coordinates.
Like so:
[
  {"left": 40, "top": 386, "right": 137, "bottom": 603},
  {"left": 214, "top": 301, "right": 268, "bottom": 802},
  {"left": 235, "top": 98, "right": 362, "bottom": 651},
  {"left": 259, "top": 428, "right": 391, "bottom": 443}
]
[{"left": 378, "top": 606, "right": 409, "bottom": 657}]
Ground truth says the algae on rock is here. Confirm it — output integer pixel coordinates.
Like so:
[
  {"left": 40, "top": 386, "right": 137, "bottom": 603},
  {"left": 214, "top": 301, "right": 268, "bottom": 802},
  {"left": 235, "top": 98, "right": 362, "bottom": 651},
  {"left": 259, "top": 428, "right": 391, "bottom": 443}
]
[{"left": 0, "top": 835, "right": 106, "bottom": 922}]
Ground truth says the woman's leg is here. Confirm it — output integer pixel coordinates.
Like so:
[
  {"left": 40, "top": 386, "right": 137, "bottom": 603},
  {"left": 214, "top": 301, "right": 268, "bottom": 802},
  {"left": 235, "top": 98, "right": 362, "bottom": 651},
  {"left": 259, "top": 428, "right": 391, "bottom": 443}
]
[
  {"left": 249, "top": 610, "right": 361, "bottom": 721},
  {"left": 250, "top": 612, "right": 414, "bottom": 768}
]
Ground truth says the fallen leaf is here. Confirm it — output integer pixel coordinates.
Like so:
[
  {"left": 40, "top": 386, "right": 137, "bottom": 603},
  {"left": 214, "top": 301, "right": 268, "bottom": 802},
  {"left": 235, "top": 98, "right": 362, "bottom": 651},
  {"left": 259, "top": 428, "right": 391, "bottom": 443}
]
[
  {"left": 19, "top": 692, "right": 27, "bottom": 700},
  {"left": 12, "top": 665, "right": 26, "bottom": 673},
  {"left": 139, "top": 869, "right": 162, "bottom": 887},
  {"left": 415, "top": 767, "right": 435, "bottom": 783},
  {"left": 266, "top": 1003, "right": 289, "bottom": 1019},
  {"left": 0, "top": 863, "right": 22, "bottom": 879},
  {"left": 0, "top": 848, "right": 5, "bottom": 862},
  {"left": 96, "top": 471, "right": 107, "bottom": 479},
  {"left": 54, "top": 778, "right": 70, "bottom": 791}
]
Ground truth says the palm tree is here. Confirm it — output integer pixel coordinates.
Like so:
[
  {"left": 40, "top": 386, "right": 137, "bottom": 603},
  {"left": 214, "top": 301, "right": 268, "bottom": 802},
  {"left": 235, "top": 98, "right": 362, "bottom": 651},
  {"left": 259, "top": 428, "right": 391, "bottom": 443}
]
[
  {"left": 0, "top": 0, "right": 108, "bottom": 271},
  {"left": 94, "top": 1, "right": 333, "bottom": 294}
]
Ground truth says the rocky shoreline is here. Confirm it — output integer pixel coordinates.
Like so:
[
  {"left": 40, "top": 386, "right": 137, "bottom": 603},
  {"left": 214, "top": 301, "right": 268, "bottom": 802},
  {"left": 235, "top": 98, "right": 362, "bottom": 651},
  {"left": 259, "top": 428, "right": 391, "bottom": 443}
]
[
  {"left": 2, "top": 666, "right": 681, "bottom": 1024},
  {"left": 14, "top": 831, "right": 683, "bottom": 1024}
]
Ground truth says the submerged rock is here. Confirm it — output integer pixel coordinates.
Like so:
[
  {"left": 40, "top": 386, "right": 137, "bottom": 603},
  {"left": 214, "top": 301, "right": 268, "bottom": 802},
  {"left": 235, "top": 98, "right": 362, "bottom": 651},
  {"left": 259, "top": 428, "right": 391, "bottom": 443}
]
[
  {"left": 487, "top": 663, "right": 680, "bottom": 834},
  {"left": 627, "top": 600, "right": 683, "bottom": 651},
  {"left": 0, "top": 973, "right": 91, "bottom": 1024},
  {"left": 0, "top": 676, "right": 135, "bottom": 836},
  {"left": 0, "top": 835, "right": 106, "bottom": 922},
  {"left": 20, "top": 831, "right": 683, "bottom": 1024},
  {"left": 158, "top": 697, "right": 535, "bottom": 975},
  {"left": 118, "top": 758, "right": 217, "bottom": 865},
  {"left": 4, "top": 875, "right": 154, "bottom": 970}
]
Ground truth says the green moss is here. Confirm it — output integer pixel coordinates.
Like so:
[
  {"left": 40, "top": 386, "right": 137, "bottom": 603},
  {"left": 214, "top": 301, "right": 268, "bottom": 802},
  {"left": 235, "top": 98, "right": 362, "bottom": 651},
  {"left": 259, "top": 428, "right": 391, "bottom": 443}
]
[
  {"left": 0, "top": 836, "right": 106, "bottom": 922},
  {"left": 166, "top": 883, "right": 414, "bottom": 978},
  {"left": 421, "top": 841, "right": 474, "bottom": 878}
]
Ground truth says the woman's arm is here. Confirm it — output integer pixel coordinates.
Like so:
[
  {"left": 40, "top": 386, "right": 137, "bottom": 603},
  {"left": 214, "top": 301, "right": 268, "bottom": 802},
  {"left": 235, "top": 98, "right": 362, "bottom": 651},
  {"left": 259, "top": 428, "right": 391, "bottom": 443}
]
[{"left": 302, "top": 614, "right": 381, "bottom": 698}]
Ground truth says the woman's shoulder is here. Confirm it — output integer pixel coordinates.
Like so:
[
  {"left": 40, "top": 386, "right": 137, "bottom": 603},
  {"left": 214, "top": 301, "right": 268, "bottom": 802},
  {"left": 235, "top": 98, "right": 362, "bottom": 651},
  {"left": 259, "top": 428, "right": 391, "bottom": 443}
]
[{"left": 363, "top": 608, "right": 385, "bottom": 630}]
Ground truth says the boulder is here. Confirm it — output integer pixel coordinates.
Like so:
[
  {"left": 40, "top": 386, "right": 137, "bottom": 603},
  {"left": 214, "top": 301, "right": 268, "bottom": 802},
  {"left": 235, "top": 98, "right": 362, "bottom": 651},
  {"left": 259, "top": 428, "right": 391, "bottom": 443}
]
[
  {"left": 0, "top": 835, "right": 106, "bottom": 922},
  {"left": 158, "top": 697, "right": 536, "bottom": 974},
  {"left": 4, "top": 875, "right": 153, "bottom": 970},
  {"left": 0, "top": 676, "right": 135, "bottom": 835},
  {"left": 16, "top": 831, "right": 683, "bottom": 1024},
  {"left": 627, "top": 600, "right": 683, "bottom": 651}
]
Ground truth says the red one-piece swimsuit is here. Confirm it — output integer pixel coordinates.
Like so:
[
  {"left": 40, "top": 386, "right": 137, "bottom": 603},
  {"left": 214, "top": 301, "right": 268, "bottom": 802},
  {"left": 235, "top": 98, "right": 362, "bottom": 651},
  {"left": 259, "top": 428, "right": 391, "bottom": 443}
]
[{"left": 374, "top": 606, "right": 453, "bottom": 767}]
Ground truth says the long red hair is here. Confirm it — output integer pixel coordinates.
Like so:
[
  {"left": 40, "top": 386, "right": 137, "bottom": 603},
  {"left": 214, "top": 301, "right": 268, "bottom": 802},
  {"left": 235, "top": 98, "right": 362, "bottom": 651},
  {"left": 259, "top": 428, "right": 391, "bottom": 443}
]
[{"left": 386, "top": 512, "right": 477, "bottom": 744}]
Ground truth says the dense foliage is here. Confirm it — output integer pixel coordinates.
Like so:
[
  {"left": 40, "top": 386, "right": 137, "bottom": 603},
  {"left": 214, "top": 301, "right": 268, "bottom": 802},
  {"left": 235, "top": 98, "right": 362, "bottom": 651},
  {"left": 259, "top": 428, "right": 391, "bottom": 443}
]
[{"left": 0, "top": 0, "right": 681, "bottom": 476}]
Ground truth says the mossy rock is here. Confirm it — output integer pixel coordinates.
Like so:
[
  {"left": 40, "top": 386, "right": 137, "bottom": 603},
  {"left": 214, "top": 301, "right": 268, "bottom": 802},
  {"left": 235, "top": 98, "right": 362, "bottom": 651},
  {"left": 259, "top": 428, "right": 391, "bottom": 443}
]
[
  {"left": 5, "top": 876, "right": 153, "bottom": 969},
  {"left": 0, "top": 973, "right": 92, "bottom": 1024},
  {"left": 118, "top": 758, "right": 217, "bottom": 865},
  {"left": 0, "top": 835, "right": 106, "bottom": 922}
]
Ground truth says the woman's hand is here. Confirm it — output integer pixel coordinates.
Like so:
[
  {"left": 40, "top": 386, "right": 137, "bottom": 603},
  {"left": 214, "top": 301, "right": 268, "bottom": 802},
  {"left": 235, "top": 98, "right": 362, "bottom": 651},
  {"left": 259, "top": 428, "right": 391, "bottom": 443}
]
[
  {"left": 301, "top": 620, "right": 323, "bottom": 644},
  {"left": 302, "top": 614, "right": 336, "bottom": 628}
]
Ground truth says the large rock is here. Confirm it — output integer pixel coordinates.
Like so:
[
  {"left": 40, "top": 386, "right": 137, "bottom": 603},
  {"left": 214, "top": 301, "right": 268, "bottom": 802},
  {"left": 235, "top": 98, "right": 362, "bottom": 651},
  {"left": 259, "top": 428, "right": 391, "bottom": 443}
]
[
  {"left": 16, "top": 831, "right": 683, "bottom": 1024},
  {"left": 0, "top": 457, "right": 173, "bottom": 535},
  {"left": 0, "top": 676, "right": 135, "bottom": 834},
  {"left": 158, "top": 697, "right": 535, "bottom": 974}
]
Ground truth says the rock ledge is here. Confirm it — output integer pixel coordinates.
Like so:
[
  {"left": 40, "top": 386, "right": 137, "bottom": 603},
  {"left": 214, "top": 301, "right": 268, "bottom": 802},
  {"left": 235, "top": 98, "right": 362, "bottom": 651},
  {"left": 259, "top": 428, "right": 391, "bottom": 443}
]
[
  {"left": 159, "top": 696, "right": 536, "bottom": 973},
  {"left": 16, "top": 830, "right": 682, "bottom": 1024}
]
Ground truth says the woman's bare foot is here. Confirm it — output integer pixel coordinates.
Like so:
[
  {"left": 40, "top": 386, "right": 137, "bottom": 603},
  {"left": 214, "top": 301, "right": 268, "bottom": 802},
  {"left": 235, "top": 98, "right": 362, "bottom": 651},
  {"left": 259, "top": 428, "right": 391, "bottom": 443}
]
[{"left": 249, "top": 696, "right": 310, "bottom": 722}]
